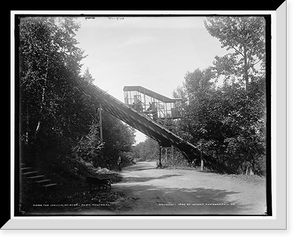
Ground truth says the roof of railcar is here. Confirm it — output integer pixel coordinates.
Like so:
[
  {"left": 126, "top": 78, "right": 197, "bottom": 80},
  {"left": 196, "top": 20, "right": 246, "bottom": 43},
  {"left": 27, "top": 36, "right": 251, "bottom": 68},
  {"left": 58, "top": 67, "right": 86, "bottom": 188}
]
[{"left": 123, "top": 86, "right": 182, "bottom": 103}]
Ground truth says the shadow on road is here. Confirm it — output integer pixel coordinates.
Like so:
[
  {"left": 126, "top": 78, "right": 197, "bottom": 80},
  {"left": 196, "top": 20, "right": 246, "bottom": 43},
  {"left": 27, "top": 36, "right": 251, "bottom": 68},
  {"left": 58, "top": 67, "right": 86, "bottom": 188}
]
[
  {"left": 113, "top": 183, "right": 254, "bottom": 215},
  {"left": 123, "top": 161, "right": 156, "bottom": 172},
  {"left": 112, "top": 161, "right": 264, "bottom": 215},
  {"left": 121, "top": 174, "right": 181, "bottom": 183}
]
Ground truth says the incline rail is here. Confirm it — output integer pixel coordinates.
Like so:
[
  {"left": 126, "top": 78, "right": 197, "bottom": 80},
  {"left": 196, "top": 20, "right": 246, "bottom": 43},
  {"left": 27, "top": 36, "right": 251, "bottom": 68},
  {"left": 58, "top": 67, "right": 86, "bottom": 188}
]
[{"left": 83, "top": 83, "right": 234, "bottom": 174}]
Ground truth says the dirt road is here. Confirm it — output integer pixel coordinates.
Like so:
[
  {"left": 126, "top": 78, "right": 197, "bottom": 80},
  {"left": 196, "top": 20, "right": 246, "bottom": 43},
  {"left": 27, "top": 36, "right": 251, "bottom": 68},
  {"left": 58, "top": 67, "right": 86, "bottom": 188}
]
[{"left": 111, "top": 161, "right": 267, "bottom": 215}]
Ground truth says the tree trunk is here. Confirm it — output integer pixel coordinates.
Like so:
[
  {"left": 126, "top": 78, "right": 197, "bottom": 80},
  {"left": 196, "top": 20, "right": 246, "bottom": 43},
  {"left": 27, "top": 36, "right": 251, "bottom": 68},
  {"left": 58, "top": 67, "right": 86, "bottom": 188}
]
[
  {"left": 34, "top": 56, "right": 49, "bottom": 138},
  {"left": 25, "top": 103, "right": 29, "bottom": 144},
  {"left": 243, "top": 45, "right": 249, "bottom": 92}
]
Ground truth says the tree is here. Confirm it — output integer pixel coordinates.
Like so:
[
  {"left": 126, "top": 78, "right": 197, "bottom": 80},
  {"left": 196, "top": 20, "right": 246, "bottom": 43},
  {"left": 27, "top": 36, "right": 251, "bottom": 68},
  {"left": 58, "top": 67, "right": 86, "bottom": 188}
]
[
  {"left": 20, "top": 17, "right": 88, "bottom": 163},
  {"left": 183, "top": 68, "right": 215, "bottom": 100},
  {"left": 73, "top": 124, "right": 104, "bottom": 165},
  {"left": 83, "top": 68, "right": 95, "bottom": 83},
  {"left": 169, "top": 17, "right": 267, "bottom": 174},
  {"left": 204, "top": 17, "right": 266, "bottom": 91},
  {"left": 19, "top": 17, "right": 136, "bottom": 172},
  {"left": 174, "top": 67, "right": 266, "bottom": 175},
  {"left": 133, "top": 138, "right": 158, "bottom": 161},
  {"left": 94, "top": 112, "right": 136, "bottom": 169}
]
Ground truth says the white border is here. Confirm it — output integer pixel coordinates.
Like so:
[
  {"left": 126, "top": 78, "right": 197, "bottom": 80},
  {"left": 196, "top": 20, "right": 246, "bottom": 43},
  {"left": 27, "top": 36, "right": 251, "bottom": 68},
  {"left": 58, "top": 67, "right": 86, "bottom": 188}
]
[
  {"left": 271, "top": 4, "right": 278, "bottom": 219},
  {"left": 4, "top": 4, "right": 287, "bottom": 229}
]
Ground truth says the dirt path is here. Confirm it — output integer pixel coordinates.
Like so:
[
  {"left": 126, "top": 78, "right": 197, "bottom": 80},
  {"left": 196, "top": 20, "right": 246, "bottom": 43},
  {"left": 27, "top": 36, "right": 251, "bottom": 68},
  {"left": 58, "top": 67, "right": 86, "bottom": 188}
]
[{"left": 110, "top": 161, "right": 267, "bottom": 215}]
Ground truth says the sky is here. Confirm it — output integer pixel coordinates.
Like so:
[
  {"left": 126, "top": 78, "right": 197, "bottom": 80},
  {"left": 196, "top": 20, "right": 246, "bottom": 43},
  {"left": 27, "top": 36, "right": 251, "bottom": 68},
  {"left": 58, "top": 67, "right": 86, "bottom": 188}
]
[{"left": 74, "top": 16, "right": 229, "bottom": 144}]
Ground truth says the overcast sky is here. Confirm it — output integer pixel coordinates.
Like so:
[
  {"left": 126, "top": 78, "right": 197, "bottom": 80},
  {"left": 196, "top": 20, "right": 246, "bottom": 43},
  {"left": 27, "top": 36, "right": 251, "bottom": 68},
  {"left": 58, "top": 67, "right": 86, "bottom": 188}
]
[{"left": 74, "top": 16, "right": 229, "bottom": 143}]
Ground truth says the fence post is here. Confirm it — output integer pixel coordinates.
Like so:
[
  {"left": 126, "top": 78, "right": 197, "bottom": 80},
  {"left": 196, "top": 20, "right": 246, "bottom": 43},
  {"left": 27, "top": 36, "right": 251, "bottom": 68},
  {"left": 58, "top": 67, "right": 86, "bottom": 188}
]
[
  {"left": 157, "top": 143, "right": 162, "bottom": 168},
  {"left": 200, "top": 142, "right": 204, "bottom": 171},
  {"left": 98, "top": 103, "right": 103, "bottom": 142}
]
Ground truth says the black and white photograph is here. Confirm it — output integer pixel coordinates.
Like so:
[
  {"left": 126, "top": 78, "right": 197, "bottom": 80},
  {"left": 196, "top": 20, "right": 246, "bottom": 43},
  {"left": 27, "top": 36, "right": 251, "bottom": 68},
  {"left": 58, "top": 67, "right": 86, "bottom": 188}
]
[{"left": 15, "top": 14, "right": 271, "bottom": 217}]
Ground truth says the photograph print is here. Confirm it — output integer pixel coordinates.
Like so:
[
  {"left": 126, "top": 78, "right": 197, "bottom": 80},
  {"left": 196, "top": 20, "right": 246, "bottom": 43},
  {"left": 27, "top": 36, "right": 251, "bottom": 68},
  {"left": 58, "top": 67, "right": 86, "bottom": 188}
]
[{"left": 15, "top": 13, "right": 271, "bottom": 217}]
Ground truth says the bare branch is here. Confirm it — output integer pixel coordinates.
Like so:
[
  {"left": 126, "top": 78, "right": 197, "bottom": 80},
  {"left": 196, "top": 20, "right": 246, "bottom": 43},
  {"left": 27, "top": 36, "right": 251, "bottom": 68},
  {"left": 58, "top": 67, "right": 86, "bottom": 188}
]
[{"left": 231, "top": 46, "right": 244, "bottom": 57}]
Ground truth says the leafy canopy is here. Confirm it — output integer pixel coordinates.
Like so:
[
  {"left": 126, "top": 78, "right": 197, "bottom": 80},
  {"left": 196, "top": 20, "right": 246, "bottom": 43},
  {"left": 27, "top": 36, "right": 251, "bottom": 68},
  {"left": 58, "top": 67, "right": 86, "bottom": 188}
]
[{"left": 205, "top": 17, "right": 266, "bottom": 89}]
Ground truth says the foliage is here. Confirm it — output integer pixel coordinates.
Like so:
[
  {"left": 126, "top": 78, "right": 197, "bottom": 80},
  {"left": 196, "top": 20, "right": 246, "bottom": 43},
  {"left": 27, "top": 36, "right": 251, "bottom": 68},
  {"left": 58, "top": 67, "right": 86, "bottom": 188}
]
[
  {"left": 82, "top": 68, "right": 95, "bottom": 83},
  {"left": 19, "top": 16, "right": 267, "bottom": 178},
  {"left": 19, "top": 17, "right": 136, "bottom": 174},
  {"left": 72, "top": 124, "right": 104, "bottom": 166},
  {"left": 133, "top": 138, "right": 159, "bottom": 161},
  {"left": 175, "top": 67, "right": 266, "bottom": 174},
  {"left": 20, "top": 17, "right": 91, "bottom": 160},
  {"left": 172, "top": 17, "right": 267, "bottom": 175},
  {"left": 99, "top": 113, "right": 136, "bottom": 169},
  {"left": 205, "top": 17, "right": 266, "bottom": 90}
]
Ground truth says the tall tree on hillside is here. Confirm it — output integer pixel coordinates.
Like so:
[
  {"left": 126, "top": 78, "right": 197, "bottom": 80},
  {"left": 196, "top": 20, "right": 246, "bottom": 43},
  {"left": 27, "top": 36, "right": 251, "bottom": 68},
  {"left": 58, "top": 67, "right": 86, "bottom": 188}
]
[
  {"left": 20, "top": 17, "right": 137, "bottom": 170},
  {"left": 20, "top": 17, "right": 93, "bottom": 163},
  {"left": 204, "top": 17, "right": 265, "bottom": 91}
]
